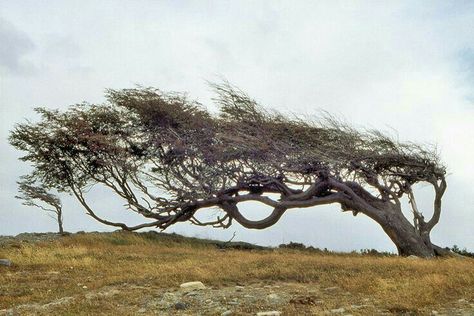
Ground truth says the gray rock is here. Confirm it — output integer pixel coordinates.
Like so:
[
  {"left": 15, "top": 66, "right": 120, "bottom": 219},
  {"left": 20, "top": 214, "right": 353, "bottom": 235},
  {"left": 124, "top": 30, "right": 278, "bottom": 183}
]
[
  {"left": 162, "top": 292, "right": 176, "bottom": 300},
  {"left": 324, "top": 286, "right": 338, "bottom": 291},
  {"left": 256, "top": 312, "right": 281, "bottom": 316},
  {"left": 0, "top": 259, "right": 12, "bottom": 266},
  {"left": 5, "top": 309, "right": 15, "bottom": 316},
  {"left": 180, "top": 281, "right": 206, "bottom": 292},
  {"left": 221, "top": 310, "right": 233, "bottom": 316},
  {"left": 266, "top": 293, "right": 281, "bottom": 304},
  {"left": 330, "top": 308, "right": 346, "bottom": 314},
  {"left": 137, "top": 308, "right": 147, "bottom": 313},
  {"left": 174, "top": 302, "right": 187, "bottom": 310},
  {"left": 235, "top": 286, "right": 245, "bottom": 291}
]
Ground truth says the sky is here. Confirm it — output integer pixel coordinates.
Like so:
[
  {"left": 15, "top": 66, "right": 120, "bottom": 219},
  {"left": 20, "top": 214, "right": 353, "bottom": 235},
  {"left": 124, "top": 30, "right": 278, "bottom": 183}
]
[{"left": 0, "top": 1, "right": 473, "bottom": 252}]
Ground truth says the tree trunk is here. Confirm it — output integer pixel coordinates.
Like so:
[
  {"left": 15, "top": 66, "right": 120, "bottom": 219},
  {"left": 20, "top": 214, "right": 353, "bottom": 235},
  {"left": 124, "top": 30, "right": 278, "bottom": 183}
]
[
  {"left": 57, "top": 209, "right": 64, "bottom": 235},
  {"left": 369, "top": 205, "right": 436, "bottom": 257}
]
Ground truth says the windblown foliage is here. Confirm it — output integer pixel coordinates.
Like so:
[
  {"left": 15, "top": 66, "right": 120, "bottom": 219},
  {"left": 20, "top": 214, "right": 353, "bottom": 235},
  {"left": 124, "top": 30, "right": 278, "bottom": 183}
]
[{"left": 10, "top": 83, "right": 448, "bottom": 257}]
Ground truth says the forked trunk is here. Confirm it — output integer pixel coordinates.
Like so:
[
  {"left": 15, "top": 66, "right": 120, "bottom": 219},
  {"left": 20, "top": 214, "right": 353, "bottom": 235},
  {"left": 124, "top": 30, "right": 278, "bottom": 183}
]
[{"left": 369, "top": 205, "right": 436, "bottom": 257}]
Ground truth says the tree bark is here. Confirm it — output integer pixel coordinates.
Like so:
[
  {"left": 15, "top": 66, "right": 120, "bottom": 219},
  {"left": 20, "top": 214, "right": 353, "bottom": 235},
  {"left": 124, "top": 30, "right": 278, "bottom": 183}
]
[
  {"left": 369, "top": 205, "right": 436, "bottom": 257},
  {"left": 57, "top": 208, "right": 64, "bottom": 235}
]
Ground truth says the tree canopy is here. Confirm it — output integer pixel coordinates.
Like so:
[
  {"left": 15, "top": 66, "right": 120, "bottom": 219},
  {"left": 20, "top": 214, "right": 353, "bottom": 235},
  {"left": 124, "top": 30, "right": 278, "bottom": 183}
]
[{"left": 10, "top": 83, "right": 448, "bottom": 257}]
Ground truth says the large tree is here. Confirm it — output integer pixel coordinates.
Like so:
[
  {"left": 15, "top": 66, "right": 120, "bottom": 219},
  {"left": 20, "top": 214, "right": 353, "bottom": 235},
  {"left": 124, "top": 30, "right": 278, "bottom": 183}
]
[{"left": 10, "top": 84, "right": 449, "bottom": 257}]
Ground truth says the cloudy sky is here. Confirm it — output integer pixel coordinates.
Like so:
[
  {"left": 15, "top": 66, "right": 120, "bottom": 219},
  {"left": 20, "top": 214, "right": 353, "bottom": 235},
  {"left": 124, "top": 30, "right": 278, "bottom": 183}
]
[{"left": 1, "top": 1, "right": 473, "bottom": 252}]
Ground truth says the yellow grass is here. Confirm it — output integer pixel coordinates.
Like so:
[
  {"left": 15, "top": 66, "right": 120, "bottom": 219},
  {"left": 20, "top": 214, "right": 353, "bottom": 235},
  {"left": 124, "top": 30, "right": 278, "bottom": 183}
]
[{"left": 1, "top": 231, "right": 473, "bottom": 315}]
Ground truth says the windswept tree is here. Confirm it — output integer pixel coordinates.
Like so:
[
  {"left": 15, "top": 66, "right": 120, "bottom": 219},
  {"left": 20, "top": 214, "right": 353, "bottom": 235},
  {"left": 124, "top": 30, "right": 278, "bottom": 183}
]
[
  {"left": 16, "top": 176, "right": 64, "bottom": 234},
  {"left": 10, "top": 83, "right": 449, "bottom": 257}
]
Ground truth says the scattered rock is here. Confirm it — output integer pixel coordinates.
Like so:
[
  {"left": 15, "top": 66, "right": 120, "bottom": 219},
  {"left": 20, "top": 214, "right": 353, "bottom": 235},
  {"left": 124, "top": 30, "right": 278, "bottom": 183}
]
[
  {"left": 330, "top": 307, "right": 346, "bottom": 314},
  {"left": 85, "top": 289, "right": 120, "bottom": 300},
  {"left": 256, "top": 311, "right": 281, "bottom": 316},
  {"left": 324, "top": 287, "right": 338, "bottom": 291},
  {"left": 41, "top": 296, "right": 74, "bottom": 308},
  {"left": 235, "top": 286, "right": 245, "bottom": 291},
  {"left": 431, "top": 311, "right": 439, "bottom": 315},
  {"left": 266, "top": 293, "right": 281, "bottom": 304},
  {"left": 221, "top": 311, "right": 233, "bottom": 316},
  {"left": 174, "top": 302, "right": 187, "bottom": 310},
  {"left": 47, "top": 271, "right": 60, "bottom": 275},
  {"left": 5, "top": 309, "right": 15, "bottom": 316},
  {"left": 162, "top": 292, "right": 176, "bottom": 300},
  {"left": 180, "top": 281, "right": 206, "bottom": 292},
  {"left": 0, "top": 259, "right": 12, "bottom": 266}
]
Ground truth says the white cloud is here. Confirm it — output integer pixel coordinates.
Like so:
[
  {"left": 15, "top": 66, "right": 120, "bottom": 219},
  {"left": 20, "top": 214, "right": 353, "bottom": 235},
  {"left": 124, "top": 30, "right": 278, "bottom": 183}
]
[{"left": 0, "top": 1, "right": 472, "bottom": 251}]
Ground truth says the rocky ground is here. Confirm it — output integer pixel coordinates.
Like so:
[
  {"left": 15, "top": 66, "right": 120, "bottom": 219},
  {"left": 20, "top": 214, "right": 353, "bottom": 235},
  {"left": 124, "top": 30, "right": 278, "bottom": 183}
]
[
  {"left": 1, "top": 278, "right": 473, "bottom": 315},
  {"left": 1, "top": 232, "right": 473, "bottom": 315}
]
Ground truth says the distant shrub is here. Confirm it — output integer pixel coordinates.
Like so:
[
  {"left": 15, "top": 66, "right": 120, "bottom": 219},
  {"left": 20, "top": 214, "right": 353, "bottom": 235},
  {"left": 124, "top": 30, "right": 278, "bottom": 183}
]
[
  {"left": 279, "top": 242, "right": 307, "bottom": 250},
  {"left": 451, "top": 245, "right": 474, "bottom": 258},
  {"left": 359, "top": 248, "right": 395, "bottom": 257}
]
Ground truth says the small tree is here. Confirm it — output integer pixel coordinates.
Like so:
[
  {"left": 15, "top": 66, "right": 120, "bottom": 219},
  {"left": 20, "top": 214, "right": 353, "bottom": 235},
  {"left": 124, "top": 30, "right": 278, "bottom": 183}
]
[
  {"left": 16, "top": 177, "right": 64, "bottom": 234},
  {"left": 9, "top": 83, "right": 451, "bottom": 257}
]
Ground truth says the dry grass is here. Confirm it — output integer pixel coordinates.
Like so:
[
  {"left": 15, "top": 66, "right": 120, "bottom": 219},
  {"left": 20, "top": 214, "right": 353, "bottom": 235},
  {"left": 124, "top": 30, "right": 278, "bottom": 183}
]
[{"left": 1, "top": 232, "right": 473, "bottom": 315}]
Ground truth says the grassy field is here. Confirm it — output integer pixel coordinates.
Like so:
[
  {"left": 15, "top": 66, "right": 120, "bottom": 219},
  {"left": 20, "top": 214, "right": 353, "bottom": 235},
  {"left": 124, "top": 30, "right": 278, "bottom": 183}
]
[{"left": 1, "top": 232, "right": 473, "bottom": 315}]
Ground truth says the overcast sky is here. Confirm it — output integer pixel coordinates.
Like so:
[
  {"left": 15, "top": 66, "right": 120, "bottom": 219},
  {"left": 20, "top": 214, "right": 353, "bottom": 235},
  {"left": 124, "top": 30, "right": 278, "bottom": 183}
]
[{"left": 1, "top": 1, "right": 473, "bottom": 252}]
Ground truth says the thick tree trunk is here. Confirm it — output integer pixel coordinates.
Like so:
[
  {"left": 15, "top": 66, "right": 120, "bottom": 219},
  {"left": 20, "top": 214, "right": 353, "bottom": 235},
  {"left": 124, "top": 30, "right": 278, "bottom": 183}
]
[{"left": 369, "top": 205, "right": 436, "bottom": 257}]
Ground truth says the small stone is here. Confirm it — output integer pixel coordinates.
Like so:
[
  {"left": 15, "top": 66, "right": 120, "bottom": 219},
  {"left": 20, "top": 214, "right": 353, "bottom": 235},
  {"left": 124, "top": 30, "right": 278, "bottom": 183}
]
[
  {"left": 82, "top": 285, "right": 88, "bottom": 289},
  {"left": 330, "top": 308, "right": 346, "bottom": 314},
  {"left": 222, "top": 311, "right": 233, "bottom": 316},
  {"left": 162, "top": 292, "right": 176, "bottom": 300},
  {"left": 235, "top": 286, "right": 245, "bottom": 291},
  {"left": 174, "top": 302, "right": 187, "bottom": 310},
  {"left": 431, "top": 311, "right": 439, "bottom": 315},
  {"left": 5, "top": 309, "right": 15, "bottom": 316},
  {"left": 180, "top": 281, "right": 206, "bottom": 292},
  {"left": 458, "top": 298, "right": 467, "bottom": 303},
  {"left": 407, "top": 255, "right": 420, "bottom": 260},
  {"left": 185, "top": 291, "right": 198, "bottom": 296},
  {"left": 228, "top": 301, "right": 239, "bottom": 306},
  {"left": 256, "top": 312, "right": 281, "bottom": 316},
  {"left": 48, "top": 271, "right": 60, "bottom": 275},
  {"left": 324, "top": 287, "right": 338, "bottom": 291},
  {"left": 0, "top": 259, "right": 12, "bottom": 266},
  {"left": 266, "top": 293, "right": 281, "bottom": 304},
  {"left": 138, "top": 308, "right": 147, "bottom": 313}
]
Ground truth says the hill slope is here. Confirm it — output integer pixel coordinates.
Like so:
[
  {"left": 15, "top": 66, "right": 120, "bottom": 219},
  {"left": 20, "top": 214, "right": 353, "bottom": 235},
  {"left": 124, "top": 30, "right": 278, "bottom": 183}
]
[{"left": 1, "top": 231, "right": 473, "bottom": 315}]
